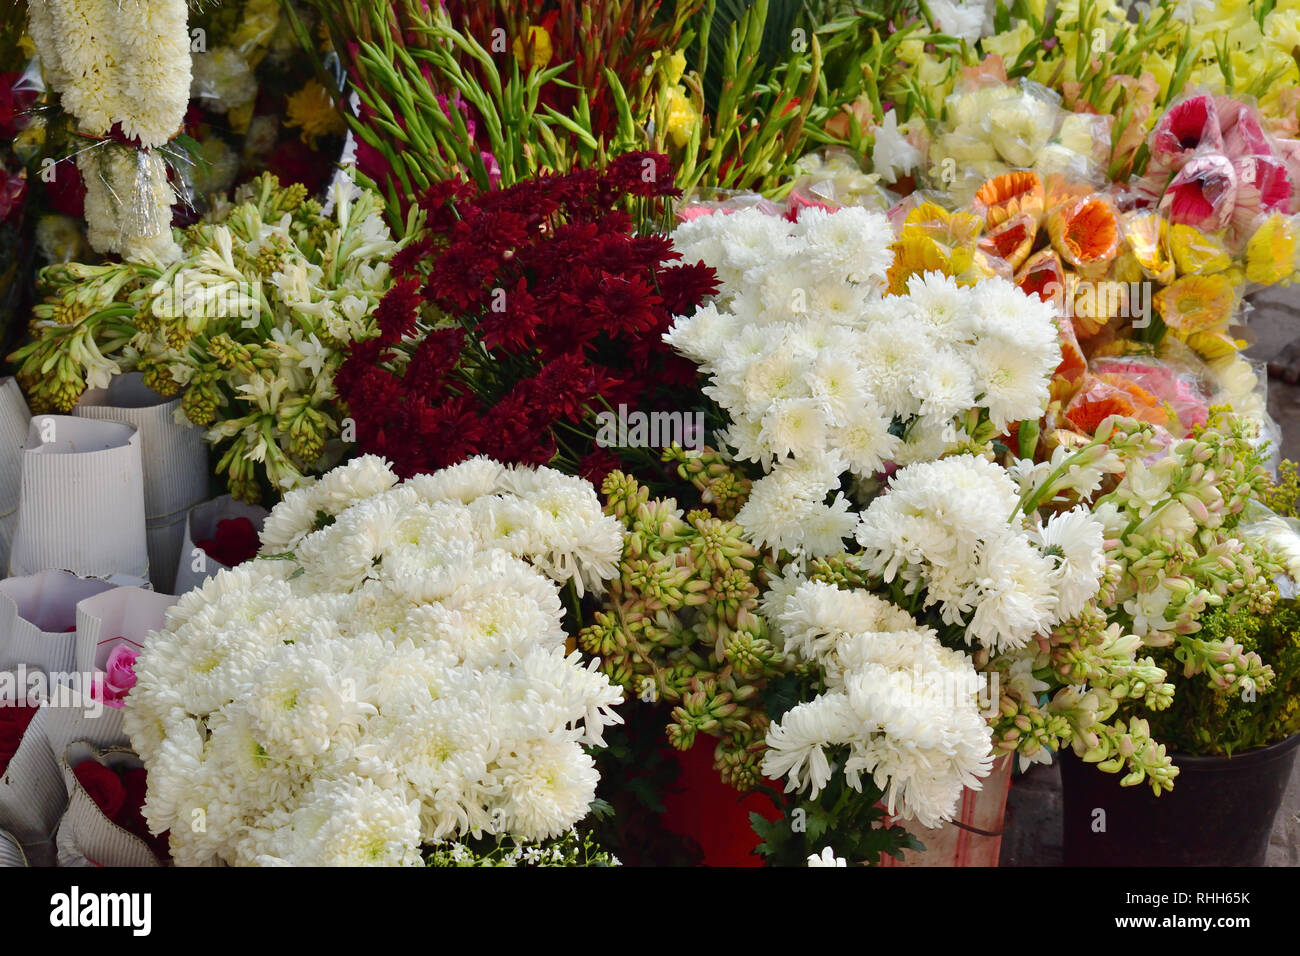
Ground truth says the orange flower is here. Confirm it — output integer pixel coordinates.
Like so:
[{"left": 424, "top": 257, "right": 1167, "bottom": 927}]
[
  {"left": 1152, "top": 274, "right": 1236, "bottom": 335},
  {"left": 1016, "top": 248, "right": 1066, "bottom": 306},
  {"left": 978, "top": 212, "right": 1038, "bottom": 270},
  {"left": 1047, "top": 196, "right": 1120, "bottom": 269},
  {"left": 1098, "top": 372, "right": 1169, "bottom": 427},
  {"left": 1051, "top": 317, "right": 1088, "bottom": 402},
  {"left": 973, "top": 171, "right": 1045, "bottom": 227},
  {"left": 1063, "top": 377, "right": 1138, "bottom": 435}
]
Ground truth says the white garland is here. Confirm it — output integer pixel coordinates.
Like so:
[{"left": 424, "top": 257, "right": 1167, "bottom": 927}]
[{"left": 29, "top": 0, "right": 192, "bottom": 260}]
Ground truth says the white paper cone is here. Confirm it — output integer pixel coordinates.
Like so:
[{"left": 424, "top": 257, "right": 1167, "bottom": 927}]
[
  {"left": 76, "top": 374, "right": 208, "bottom": 593},
  {"left": 173, "top": 496, "right": 269, "bottom": 594},
  {"left": 57, "top": 742, "right": 161, "bottom": 867},
  {"left": 0, "top": 700, "right": 66, "bottom": 858},
  {"left": 0, "top": 571, "right": 117, "bottom": 674},
  {"left": 0, "top": 377, "right": 31, "bottom": 577},
  {"left": 43, "top": 587, "right": 178, "bottom": 757},
  {"left": 8, "top": 415, "right": 149, "bottom": 581},
  {"left": 0, "top": 826, "right": 26, "bottom": 866}
]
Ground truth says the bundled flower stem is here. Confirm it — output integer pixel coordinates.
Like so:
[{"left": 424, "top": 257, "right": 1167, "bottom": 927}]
[{"left": 9, "top": 173, "right": 412, "bottom": 501}]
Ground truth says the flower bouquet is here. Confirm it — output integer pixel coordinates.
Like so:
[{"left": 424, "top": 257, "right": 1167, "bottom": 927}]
[{"left": 124, "top": 455, "right": 626, "bottom": 865}]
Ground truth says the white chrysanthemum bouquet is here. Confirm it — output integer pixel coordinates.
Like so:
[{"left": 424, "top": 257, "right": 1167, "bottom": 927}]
[
  {"left": 124, "top": 456, "right": 625, "bottom": 866},
  {"left": 659, "top": 204, "right": 1122, "bottom": 855},
  {"left": 667, "top": 206, "right": 1063, "bottom": 559}
]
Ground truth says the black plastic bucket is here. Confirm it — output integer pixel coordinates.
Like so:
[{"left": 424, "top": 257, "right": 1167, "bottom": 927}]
[{"left": 1060, "top": 733, "right": 1300, "bottom": 866}]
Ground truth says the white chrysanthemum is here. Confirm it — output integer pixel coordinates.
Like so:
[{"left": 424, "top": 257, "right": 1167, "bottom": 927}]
[
  {"left": 406, "top": 455, "right": 505, "bottom": 505},
  {"left": 762, "top": 693, "right": 854, "bottom": 795},
  {"left": 841, "top": 663, "right": 993, "bottom": 828},
  {"left": 916, "top": 348, "right": 977, "bottom": 423},
  {"left": 126, "top": 459, "right": 622, "bottom": 866},
  {"left": 1030, "top": 507, "right": 1106, "bottom": 620},
  {"left": 265, "top": 775, "right": 423, "bottom": 867},
  {"left": 966, "top": 533, "right": 1060, "bottom": 652}
]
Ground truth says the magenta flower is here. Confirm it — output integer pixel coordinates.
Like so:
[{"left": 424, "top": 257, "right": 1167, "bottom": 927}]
[
  {"left": 1159, "top": 152, "right": 1237, "bottom": 230},
  {"left": 1150, "top": 94, "right": 1223, "bottom": 171},
  {"left": 91, "top": 643, "right": 141, "bottom": 710}
]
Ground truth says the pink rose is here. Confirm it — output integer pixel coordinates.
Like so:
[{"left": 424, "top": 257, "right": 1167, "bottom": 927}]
[{"left": 93, "top": 643, "right": 140, "bottom": 709}]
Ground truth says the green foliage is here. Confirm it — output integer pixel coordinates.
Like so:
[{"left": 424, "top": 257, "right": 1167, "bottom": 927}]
[
  {"left": 1145, "top": 601, "right": 1300, "bottom": 756},
  {"left": 750, "top": 753, "right": 922, "bottom": 866}
]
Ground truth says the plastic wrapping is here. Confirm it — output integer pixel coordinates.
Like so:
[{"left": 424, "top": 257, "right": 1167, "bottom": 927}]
[{"left": 1139, "top": 91, "right": 1299, "bottom": 251}]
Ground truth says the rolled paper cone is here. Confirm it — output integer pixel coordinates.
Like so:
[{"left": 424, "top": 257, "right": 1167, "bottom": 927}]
[
  {"left": 0, "top": 378, "right": 31, "bottom": 577},
  {"left": 57, "top": 742, "right": 161, "bottom": 868},
  {"left": 44, "top": 586, "right": 178, "bottom": 756},
  {"left": 74, "top": 586, "right": 176, "bottom": 675},
  {"left": 173, "top": 496, "right": 269, "bottom": 595},
  {"left": 0, "top": 701, "right": 66, "bottom": 858},
  {"left": 0, "top": 826, "right": 26, "bottom": 866},
  {"left": 0, "top": 571, "right": 117, "bottom": 674},
  {"left": 8, "top": 415, "right": 149, "bottom": 581},
  {"left": 76, "top": 374, "right": 208, "bottom": 593}
]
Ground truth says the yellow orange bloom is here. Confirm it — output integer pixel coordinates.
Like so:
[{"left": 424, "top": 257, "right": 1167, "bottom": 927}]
[
  {"left": 978, "top": 212, "right": 1038, "bottom": 270},
  {"left": 1168, "top": 224, "right": 1232, "bottom": 276},
  {"left": 1244, "top": 214, "right": 1299, "bottom": 285},
  {"left": 973, "top": 171, "right": 1045, "bottom": 227},
  {"left": 1185, "top": 330, "right": 1245, "bottom": 359},
  {"left": 285, "top": 80, "right": 346, "bottom": 146},
  {"left": 1122, "top": 211, "right": 1174, "bottom": 284},
  {"left": 1047, "top": 196, "right": 1119, "bottom": 269},
  {"left": 1152, "top": 274, "right": 1236, "bottom": 335},
  {"left": 512, "top": 25, "right": 553, "bottom": 71}
]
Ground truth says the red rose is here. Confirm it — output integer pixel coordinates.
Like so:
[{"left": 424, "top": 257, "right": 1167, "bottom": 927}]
[
  {"left": 0, "top": 704, "right": 39, "bottom": 775},
  {"left": 73, "top": 760, "right": 127, "bottom": 821},
  {"left": 197, "top": 517, "right": 261, "bottom": 568}
]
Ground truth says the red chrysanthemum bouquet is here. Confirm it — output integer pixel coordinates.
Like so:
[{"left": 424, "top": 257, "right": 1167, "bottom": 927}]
[{"left": 335, "top": 152, "right": 718, "bottom": 480}]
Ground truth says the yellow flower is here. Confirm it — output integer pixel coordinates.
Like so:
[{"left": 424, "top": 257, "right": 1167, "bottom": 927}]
[
  {"left": 1185, "top": 330, "right": 1244, "bottom": 359},
  {"left": 1265, "top": 9, "right": 1300, "bottom": 51},
  {"left": 664, "top": 86, "right": 698, "bottom": 149},
  {"left": 1169, "top": 224, "right": 1232, "bottom": 276},
  {"left": 898, "top": 38, "right": 925, "bottom": 64},
  {"left": 1153, "top": 274, "right": 1237, "bottom": 335},
  {"left": 888, "top": 234, "right": 954, "bottom": 293},
  {"left": 1143, "top": 54, "right": 1176, "bottom": 105},
  {"left": 916, "top": 53, "right": 956, "bottom": 98},
  {"left": 1122, "top": 212, "right": 1174, "bottom": 284},
  {"left": 652, "top": 50, "right": 687, "bottom": 85},
  {"left": 512, "top": 25, "right": 553, "bottom": 71},
  {"left": 285, "top": 80, "right": 346, "bottom": 146},
  {"left": 982, "top": 21, "right": 1035, "bottom": 65},
  {"left": 1245, "top": 214, "right": 1300, "bottom": 285}
]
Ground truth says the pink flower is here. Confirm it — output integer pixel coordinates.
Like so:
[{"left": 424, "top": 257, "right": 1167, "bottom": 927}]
[
  {"left": 1159, "top": 152, "right": 1237, "bottom": 230},
  {"left": 1150, "top": 95, "right": 1223, "bottom": 171},
  {"left": 91, "top": 643, "right": 140, "bottom": 709},
  {"left": 1231, "top": 154, "right": 1293, "bottom": 235},
  {"left": 1218, "top": 98, "right": 1273, "bottom": 159}
]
